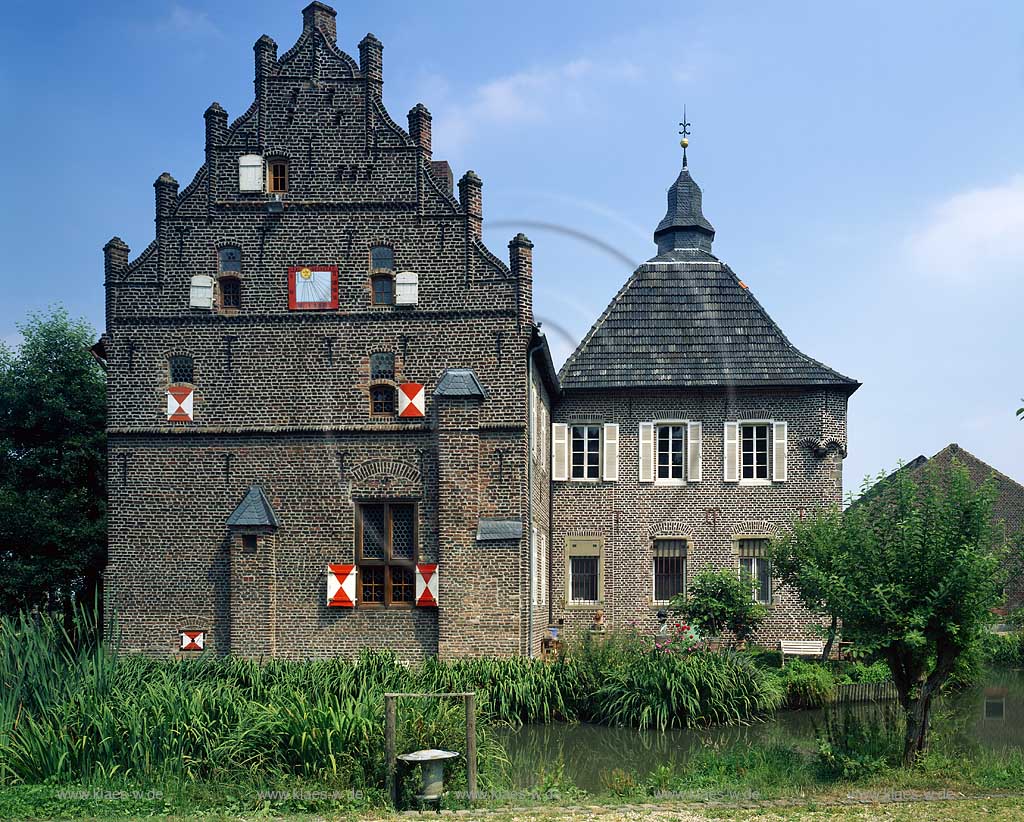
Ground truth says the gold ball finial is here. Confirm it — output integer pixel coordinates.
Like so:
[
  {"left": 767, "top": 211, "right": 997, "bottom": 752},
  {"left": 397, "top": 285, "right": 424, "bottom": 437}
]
[{"left": 680, "top": 137, "right": 689, "bottom": 149}]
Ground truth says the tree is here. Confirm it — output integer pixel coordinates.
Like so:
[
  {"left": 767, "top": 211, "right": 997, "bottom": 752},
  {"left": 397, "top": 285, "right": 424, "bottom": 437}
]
[
  {"left": 0, "top": 307, "right": 106, "bottom": 617},
  {"left": 771, "top": 462, "right": 1005, "bottom": 766},
  {"left": 768, "top": 513, "right": 844, "bottom": 662},
  {"left": 669, "top": 568, "right": 767, "bottom": 646}
]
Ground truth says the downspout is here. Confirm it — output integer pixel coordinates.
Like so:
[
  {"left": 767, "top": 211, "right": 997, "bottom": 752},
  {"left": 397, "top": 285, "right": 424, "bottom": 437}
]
[{"left": 525, "top": 335, "right": 543, "bottom": 657}]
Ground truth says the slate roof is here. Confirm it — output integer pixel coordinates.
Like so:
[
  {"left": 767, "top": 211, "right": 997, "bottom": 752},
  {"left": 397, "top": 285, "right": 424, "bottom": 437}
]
[
  {"left": 434, "top": 368, "right": 488, "bottom": 398},
  {"left": 226, "top": 485, "right": 280, "bottom": 528},
  {"left": 476, "top": 518, "right": 524, "bottom": 541},
  {"left": 559, "top": 160, "right": 859, "bottom": 393}
]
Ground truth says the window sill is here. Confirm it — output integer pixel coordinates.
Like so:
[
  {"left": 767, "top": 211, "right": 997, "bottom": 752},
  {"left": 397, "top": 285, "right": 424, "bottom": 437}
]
[
  {"left": 654, "top": 479, "right": 687, "bottom": 487},
  {"left": 565, "top": 601, "right": 602, "bottom": 610},
  {"left": 739, "top": 479, "right": 772, "bottom": 487}
]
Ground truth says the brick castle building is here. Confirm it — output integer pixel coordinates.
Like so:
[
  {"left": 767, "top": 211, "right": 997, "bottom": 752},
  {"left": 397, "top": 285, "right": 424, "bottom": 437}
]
[{"left": 101, "top": 3, "right": 858, "bottom": 659}]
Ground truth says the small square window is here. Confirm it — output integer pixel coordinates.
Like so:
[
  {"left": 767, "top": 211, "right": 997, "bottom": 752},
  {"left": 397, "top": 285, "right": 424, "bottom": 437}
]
[
  {"left": 169, "top": 355, "right": 194, "bottom": 384},
  {"left": 371, "top": 385, "right": 396, "bottom": 416},
  {"left": 241, "top": 534, "right": 258, "bottom": 553}
]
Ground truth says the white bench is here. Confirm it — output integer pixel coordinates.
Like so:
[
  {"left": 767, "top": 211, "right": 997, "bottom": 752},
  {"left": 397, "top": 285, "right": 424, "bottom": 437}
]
[{"left": 780, "top": 640, "right": 825, "bottom": 666}]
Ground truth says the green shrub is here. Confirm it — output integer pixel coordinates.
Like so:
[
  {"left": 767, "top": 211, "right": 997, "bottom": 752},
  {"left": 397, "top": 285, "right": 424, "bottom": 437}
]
[
  {"left": 778, "top": 660, "right": 835, "bottom": 709},
  {"left": 669, "top": 569, "right": 767, "bottom": 643},
  {"left": 978, "top": 632, "right": 1024, "bottom": 667},
  {"left": 838, "top": 661, "right": 890, "bottom": 684}
]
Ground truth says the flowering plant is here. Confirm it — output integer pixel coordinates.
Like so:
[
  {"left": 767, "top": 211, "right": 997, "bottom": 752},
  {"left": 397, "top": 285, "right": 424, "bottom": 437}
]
[{"left": 652, "top": 620, "right": 700, "bottom": 655}]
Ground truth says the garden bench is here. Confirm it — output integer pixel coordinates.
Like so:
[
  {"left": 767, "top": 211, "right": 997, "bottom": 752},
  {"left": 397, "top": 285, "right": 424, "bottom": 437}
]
[{"left": 779, "top": 639, "right": 825, "bottom": 666}]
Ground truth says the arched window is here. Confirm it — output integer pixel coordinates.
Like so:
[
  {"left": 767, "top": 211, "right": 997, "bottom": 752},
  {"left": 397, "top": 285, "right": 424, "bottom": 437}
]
[
  {"left": 217, "top": 246, "right": 242, "bottom": 310},
  {"left": 370, "top": 385, "right": 396, "bottom": 416},
  {"left": 371, "top": 245, "right": 394, "bottom": 271},
  {"left": 268, "top": 159, "right": 288, "bottom": 193},
  {"left": 372, "top": 274, "right": 394, "bottom": 306},
  {"left": 169, "top": 355, "right": 194, "bottom": 384}
]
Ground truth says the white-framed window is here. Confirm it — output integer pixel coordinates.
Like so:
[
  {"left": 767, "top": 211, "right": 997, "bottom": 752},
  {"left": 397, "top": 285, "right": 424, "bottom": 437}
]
[
  {"left": 652, "top": 538, "right": 687, "bottom": 603},
  {"left": 740, "top": 422, "right": 770, "bottom": 483},
  {"left": 737, "top": 537, "right": 772, "bottom": 604},
  {"left": 570, "top": 424, "right": 601, "bottom": 480},
  {"left": 656, "top": 423, "right": 686, "bottom": 483}
]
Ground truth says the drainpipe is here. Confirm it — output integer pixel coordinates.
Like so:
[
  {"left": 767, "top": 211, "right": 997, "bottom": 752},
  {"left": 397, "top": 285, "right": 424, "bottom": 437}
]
[{"left": 525, "top": 335, "right": 543, "bottom": 658}]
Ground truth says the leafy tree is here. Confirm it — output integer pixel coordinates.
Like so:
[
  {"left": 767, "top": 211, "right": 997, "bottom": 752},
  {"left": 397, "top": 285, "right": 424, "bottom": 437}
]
[
  {"left": 768, "top": 513, "right": 844, "bottom": 662},
  {"left": 771, "top": 462, "right": 1005, "bottom": 766},
  {"left": 670, "top": 568, "right": 767, "bottom": 646},
  {"left": 0, "top": 308, "right": 106, "bottom": 617}
]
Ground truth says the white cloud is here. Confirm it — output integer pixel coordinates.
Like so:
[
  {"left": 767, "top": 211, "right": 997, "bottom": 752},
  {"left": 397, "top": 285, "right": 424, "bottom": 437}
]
[
  {"left": 905, "top": 174, "right": 1024, "bottom": 281},
  {"left": 431, "top": 57, "right": 645, "bottom": 155},
  {"left": 153, "top": 5, "right": 221, "bottom": 38}
]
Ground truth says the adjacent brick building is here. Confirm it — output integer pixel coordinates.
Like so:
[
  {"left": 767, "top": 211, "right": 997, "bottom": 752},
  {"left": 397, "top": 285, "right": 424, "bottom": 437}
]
[{"left": 101, "top": 3, "right": 859, "bottom": 659}]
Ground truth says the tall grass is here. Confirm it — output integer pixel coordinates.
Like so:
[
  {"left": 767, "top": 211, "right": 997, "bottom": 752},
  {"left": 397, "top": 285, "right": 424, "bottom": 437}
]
[{"left": 0, "top": 609, "right": 782, "bottom": 788}]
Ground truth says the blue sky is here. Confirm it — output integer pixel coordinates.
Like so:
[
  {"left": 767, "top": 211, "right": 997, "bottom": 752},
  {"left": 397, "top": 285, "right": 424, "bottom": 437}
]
[{"left": 1, "top": 0, "right": 1022, "bottom": 490}]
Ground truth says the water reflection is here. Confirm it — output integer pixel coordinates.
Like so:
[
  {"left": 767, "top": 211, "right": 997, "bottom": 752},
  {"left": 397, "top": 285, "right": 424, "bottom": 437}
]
[{"left": 497, "top": 669, "right": 1024, "bottom": 793}]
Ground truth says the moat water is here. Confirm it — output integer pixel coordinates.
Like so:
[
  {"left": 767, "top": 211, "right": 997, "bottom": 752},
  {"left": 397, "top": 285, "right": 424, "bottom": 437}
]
[{"left": 497, "top": 669, "right": 1024, "bottom": 793}]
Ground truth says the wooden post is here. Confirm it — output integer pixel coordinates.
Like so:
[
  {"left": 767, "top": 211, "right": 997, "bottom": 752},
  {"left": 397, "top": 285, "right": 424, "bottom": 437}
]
[
  {"left": 465, "top": 692, "right": 477, "bottom": 802},
  {"left": 385, "top": 694, "right": 397, "bottom": 808}
]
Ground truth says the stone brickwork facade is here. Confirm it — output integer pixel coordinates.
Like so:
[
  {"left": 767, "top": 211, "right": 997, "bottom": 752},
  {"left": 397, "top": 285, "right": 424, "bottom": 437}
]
[
  {"left": 102, "top": 3, "right": 544, "bottom": 660},
  {"left": 102, "top": 4, "right": 856, "bottom": 661}
]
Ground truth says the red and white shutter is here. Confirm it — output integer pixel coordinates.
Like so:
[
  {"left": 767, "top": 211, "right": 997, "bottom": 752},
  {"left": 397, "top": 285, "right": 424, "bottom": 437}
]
[
  {"left": 180, "top": 630, "right": 205, "bottom": 651},
  {"left": 327, "top": 564, "right": 357, "bottom": 607},
  {"left": 415, "top": 563, "right": 438, "bottom": 607},
  {"left": 398, "top": 383, "right": 425, "bottom": 418},
  {"left": 167, "top": 386, "right": 194, "bottom": 422}
]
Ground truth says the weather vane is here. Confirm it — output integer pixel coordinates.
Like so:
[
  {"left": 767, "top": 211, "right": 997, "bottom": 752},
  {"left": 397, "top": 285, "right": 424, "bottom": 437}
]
[{"left": 679, "top": 106, "right": 691, "bottom": 168}]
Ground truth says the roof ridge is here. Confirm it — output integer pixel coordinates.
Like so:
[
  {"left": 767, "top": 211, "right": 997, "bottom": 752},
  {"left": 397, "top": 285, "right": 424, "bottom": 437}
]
[{"left": 931, "top": 444, "right": 1024, "bottom": 492}]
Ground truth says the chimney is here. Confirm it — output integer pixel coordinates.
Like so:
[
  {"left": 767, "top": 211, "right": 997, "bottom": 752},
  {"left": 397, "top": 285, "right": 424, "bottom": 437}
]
[
  {"left": 204, "top": 101, "right": 228, "bottom": 148},
  {"left": 458, "top": 171, "right": 483, "bottom": 240},
  {"left": 359, "top": 33, "right": 383, "bottom": 98},
  {"left": 408, "top": 103, "right": 432, "bottom": 159},
  {"left": 509, "top": 233, "right": 534, "bottom": 329},
  {"left": 154, "top": 173, "right": 179, "bottom": 232},
  {"left": 103, "top": 237, "right": 130, "bottom": 281},
  {"left": 302, "top": 2, "right": 337, "bottom": 43},
  {"left": 254, "top": 35, "right": 278, "bottom": 147}
]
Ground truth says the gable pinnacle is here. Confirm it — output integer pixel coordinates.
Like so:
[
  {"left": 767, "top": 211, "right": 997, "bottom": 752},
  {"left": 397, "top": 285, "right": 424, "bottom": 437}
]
[{"left": 679, "top": 106, "right": 691, "bottom": 168}]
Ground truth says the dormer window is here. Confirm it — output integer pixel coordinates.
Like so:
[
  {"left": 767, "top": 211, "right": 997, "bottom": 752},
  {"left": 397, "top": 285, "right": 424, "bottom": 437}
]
[
  {"left": 372, "top": 274, "right": 394, "bottom": 306},
  {"left": 268, "top": 160, "right": 288, "bottom": 193}
]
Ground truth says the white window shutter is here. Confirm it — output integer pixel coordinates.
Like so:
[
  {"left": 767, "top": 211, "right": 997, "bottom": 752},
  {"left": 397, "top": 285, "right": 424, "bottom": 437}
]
[
  {"left": 189, "top": 275, "right": 214, "bottom": 309},
  {"left": 603, "top": 423, "right": 619, "bottom": 481},
  {"left": 639, "top": 422, "right": 654, "bottom": 482},
  {"left": 687, "top": 421, "right": 703, "bottom": 482},
  {"left": 530, "top": 385, "right": 538, "bottom": 458},
  {"left": 552, "top": 423, "right": 568, "bottom": 481},
  {"left": 395, "top": 271, "right": 419, "bottom": 305},
  {"left": 531, "top": 526, "right": 539, "bottom": 607},
  {"left": 238, "top": 154, "right": 263, "bottom": 192},
  {"left": 724, "top": 422, "right": 739, "bottom": 482},
  {"left": 773, "top": 421, "right": 788, "bottom": 482}
]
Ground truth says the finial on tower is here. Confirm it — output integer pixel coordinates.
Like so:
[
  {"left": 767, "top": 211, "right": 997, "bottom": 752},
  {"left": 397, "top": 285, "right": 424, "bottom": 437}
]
[{"left": 678, "top": 106, "right": 691, "bottom": 168}]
